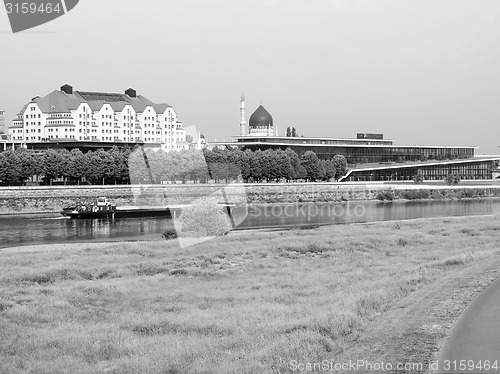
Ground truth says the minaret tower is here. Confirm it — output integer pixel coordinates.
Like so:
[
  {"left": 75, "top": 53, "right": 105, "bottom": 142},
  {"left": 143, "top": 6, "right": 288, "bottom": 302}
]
[{"left": 240, "top": 94, "right": 246, "bottom": 136}]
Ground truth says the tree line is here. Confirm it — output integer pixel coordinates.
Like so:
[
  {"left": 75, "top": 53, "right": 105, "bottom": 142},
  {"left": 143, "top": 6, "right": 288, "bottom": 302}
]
[
  {"left": 0, "top": 146, "right": 348, "bottom": 186},
  {"left": 0, "top": 147, "right": 131, "bottom": 186}
]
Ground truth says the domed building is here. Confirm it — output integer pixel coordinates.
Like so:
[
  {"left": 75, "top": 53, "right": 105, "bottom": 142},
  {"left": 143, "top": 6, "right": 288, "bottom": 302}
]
[
  {"left": 239, "top": 95, "right": 277, "bottom": 137},
  {"left": 248, "top": 105, "right": 274, "bottom": 136}
]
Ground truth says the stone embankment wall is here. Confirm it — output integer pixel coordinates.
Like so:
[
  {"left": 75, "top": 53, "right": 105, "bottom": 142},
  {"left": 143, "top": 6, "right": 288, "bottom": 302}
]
[{"left": 1, "top": 183, "right": 500, "bottom": 214}]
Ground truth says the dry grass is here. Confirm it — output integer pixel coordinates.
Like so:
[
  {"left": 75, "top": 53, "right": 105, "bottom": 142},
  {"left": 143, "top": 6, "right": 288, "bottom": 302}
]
[{"left": 1, "top": 216, "right": 500, "bottom": 373}]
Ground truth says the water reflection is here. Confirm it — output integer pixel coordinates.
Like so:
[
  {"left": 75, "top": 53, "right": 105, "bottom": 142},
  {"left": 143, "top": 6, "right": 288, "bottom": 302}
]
[{"left": 239, "top": 200, "right": 500, "bottom": 228}]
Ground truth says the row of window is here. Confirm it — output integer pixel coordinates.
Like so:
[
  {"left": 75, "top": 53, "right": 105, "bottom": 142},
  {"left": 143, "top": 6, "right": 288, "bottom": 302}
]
[
  {"left": 348, "top": 162, "right": 494, "bottom": 181},
  {"left": 47, "top": 128, "right": 75, "bottom": 132}
]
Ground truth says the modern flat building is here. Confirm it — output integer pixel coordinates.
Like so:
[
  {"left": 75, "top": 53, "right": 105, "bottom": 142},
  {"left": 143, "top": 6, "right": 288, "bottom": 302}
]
[
  {"left": 9, "top": 85, "right": 190, "bottom": 152},
  {"left": 0, "top": 110, "right": 5, "bottom": 134},
  {"left": 210, "top": 96, "right": 500, "bottom": 181}
]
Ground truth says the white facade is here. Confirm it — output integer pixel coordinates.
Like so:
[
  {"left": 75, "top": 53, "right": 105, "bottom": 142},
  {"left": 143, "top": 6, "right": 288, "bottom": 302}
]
[{"left": 9, "top": 85, "right": 189, "bottom": 152}]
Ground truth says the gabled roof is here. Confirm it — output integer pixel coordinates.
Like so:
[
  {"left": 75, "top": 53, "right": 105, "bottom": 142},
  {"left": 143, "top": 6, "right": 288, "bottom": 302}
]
[
  {"left": 153, "top": 103, "right": 172, "bottom": 114},
  {"left": 110, "top": 101, "right": 128, "bottom": 112},
  {"left": 33, "top": 90, "right": 82, "bottom": 113},
  {"left": 17, "top": 104, "right": 29, "bottom": 116},
  {"left": 126, "top": 95, "right": 156, "bottom": 113},
  {"left": 19, "top": 86, "right": 174, "bottom": 117},
  {"left": 87, "top": 100, "right": 106, "bottom": 111}
]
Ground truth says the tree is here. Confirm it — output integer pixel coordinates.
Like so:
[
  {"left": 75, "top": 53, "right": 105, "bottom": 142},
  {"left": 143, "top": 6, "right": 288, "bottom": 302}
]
[
  {"left": 413, "top": 170, "right": 424, "bottom": 184},
  {"left": 275, "top": 149, "right": 294, "bottom": 182},
  {"left": 177, "top": 149, "right": 193, "bottom": 183},
  {"left": 207, "top": 147, "right": 229, "bottom": 182},
  {"left": 59, "top": 149, "right": 73, "bottom": 184},
  {"left": 249, "top": 149, "right": 263, "bottom": 182},
  {"left": 301, "top": 151, "right": 321, "bottom": 181},
  {"left": 259, "top": 149, "right": 279, "bottom": 182},
  {"left": 0, "top": 150, "right": 22, "bottom": 185},
  {"left": 164, "top": 150, "right": 182, "bottom": 183},
  {"left": 190, "top": 149, "right": 209, "bottom": 183},
  {"left": 96, "top": 148, "right": 115, "bottom": 185},
  {"left": 318, "top": 160, "right": 326, "bottom": 181},
  {"left": 445, "top": 174, "right": 460, "bottom": 185},
  {"left": 240, "top": 149, "right": 253, "bottom": 182},
  {"left": 284, "top": 148, "right": 301, "bottom": 181},
  {"left": 0, "top": 152, "right": 8, "bottom": 184},
  {"left": 16, "top": 149, "right": 40, "bottom": 184},
  {"left": 226, "top": 148, "right": 243, "bottom": 182},
  {"left": 128, "top": 147, "right": 161, "bottom": 184},
  {"left": 114, "top": 147, "right": 132, "bottom": 184},
  {"left": 68, "top": 148, "right": 88, "bottom": 185},
  {"left": 322, "top": 159, "right": 336, "bottom": 181},
  {"left": 295, "top": 162, "right": 308, "bottom": 180},
  {"left": 332, "top": 155, "right": 348, "bottom": 181},
  {"left": 42, "top": 149, "right": 66, "bottom": 185}
]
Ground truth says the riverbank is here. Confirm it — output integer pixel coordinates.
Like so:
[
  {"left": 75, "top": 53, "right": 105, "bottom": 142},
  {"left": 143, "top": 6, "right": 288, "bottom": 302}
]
[
  {"left": 1, "top": 215, "right": 499, "bottom": 373},
  {"left": 2, "top": 183, "right": 500, "bottom": 214}
]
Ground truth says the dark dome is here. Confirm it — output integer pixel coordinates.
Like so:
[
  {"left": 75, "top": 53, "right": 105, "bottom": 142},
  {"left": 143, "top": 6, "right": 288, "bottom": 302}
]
[{"left": 249, "top": 105, "right": 273, "bottom": 128}]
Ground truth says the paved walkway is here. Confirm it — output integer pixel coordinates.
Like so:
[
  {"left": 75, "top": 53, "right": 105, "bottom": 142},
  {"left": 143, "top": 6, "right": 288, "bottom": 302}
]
[{"left": 435, "top": 277, "right": 500, "bottom": 373}]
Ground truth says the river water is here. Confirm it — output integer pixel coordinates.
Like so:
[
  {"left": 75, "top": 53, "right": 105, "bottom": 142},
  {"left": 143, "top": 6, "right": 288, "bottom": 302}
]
[{"left": 1, "top": 199, "right": 500, "bottom": 249}]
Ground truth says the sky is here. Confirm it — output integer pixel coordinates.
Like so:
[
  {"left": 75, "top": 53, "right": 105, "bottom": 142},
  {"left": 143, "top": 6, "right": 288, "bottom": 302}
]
[{"left": 1, "top": 0, "right": 500, "bottom": 153}]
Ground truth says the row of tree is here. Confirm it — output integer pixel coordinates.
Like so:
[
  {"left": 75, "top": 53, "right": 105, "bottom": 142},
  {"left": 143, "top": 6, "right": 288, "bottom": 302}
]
[
  {"left": 129, "top": 147, "right": 347, "bottom": 184},
  {"left": 0, "top": 146, "right": 348, "bottom": 185},
  {"left": 0, "top": 147, "right": 131, "bottom": 186}
]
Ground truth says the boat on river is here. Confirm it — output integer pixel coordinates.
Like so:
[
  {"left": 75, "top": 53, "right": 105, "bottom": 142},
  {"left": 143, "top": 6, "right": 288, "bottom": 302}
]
[
  {"left": 61, "top": 197, "right": 238, "bottom": 219},
  {"left": 60, "top": 197, "right": 117, "bottom": 219},
  {"left": 61, "top": 197, "right": 174, "bottom": 219}
]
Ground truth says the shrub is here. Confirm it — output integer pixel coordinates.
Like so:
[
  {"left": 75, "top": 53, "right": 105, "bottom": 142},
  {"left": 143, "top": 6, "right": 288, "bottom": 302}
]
[
  {"left": 399, "top": 189, "right": 431, "bottom": 200},
  {"left": 445, "top": 174, "right": 461, "bottom": 185},
  {"left": 457, "top": 189, "right": 474, "bottom": 199},
  {"left": 162, "top": 227, "right": 178, "bottom": 240},
  {"left": 430, "top": 189, "right": 447, "bottom": 199},
  {"left": 178, "top": 197, "right": 232, "bottom": 237},
  {"left": 413, "top": 172, "right": 424, "bottom": 184},
  {"left": 376, "top": 190, "right": 394, "bottom": 201}
]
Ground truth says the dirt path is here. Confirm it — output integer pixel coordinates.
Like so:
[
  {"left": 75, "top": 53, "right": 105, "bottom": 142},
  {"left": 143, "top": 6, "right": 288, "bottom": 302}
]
[{"left": 339, "top": 257, "right": 500, "bottom": 373}]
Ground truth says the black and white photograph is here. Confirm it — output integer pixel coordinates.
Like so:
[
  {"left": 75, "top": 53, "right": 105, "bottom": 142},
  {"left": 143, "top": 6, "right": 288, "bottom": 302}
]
[{"left": 1, "top": 1, "right": 500, "bottom": 373}]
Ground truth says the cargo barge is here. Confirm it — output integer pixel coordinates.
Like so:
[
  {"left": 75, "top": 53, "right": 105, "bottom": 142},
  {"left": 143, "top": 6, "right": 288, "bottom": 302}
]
[{"left": 60, "top": 197, "right": 236, "bottom": 219}]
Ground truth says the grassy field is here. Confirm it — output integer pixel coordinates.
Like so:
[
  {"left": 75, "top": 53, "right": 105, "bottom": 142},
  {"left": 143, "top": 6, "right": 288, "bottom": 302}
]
[{"left": 1, "top": 216, "right": 500, "bottom": 373}]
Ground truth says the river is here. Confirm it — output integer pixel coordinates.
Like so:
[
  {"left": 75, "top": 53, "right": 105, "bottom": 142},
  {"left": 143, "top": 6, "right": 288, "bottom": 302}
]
[{"left": 1, "top": 199, "right": 500, "bottom": 249}]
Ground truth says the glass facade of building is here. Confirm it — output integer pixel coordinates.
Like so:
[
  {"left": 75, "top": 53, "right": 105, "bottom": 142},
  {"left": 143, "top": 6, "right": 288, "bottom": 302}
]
[
  {"left": 213, "top": 136, "right": 496, "bottom": 181},
  {"left": 236, "top": 140, "right": 475, "bottom": 164},
  {"left": 345, "top": 160, "right": 496, "bottom": 182}
]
